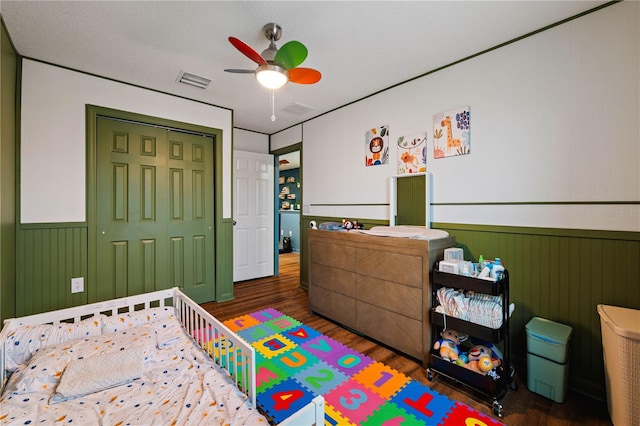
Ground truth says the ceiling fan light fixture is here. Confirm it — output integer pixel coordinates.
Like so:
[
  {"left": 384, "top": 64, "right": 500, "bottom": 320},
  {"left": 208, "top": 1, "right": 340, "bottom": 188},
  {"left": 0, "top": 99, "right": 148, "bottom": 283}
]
[{"left": 256, "top": 64, "right": 288, "bottom": 89}]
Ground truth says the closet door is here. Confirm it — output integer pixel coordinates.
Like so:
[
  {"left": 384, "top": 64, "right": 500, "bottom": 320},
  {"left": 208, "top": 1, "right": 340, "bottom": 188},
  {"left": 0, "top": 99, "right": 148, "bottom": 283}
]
[{"left": 95, "top": 118, "right": 215, "bottom": 302}]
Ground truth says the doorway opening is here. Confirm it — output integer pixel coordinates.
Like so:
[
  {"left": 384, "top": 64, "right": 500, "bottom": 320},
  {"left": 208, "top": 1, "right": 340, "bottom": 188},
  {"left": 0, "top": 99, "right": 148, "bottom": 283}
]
[{"left": 276, "top": 150, "right": 301, "bottom": 271}]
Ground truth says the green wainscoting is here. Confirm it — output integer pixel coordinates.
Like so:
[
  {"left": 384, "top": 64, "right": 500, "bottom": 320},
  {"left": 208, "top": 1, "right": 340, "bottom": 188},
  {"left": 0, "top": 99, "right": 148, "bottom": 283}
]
[
  {"left": 215, "top": 218, "right": 234, "bottom": 302},
  {"left": 16, "top": 220, "right": 235, "bottom": 316},
  {"left": 431, "top": 223, "right": 640, "bottom": 401},
  {"left": 17, "top": 224, "right": 88, "bottom": 316},
  {"left": 299, "top": 215, "right": 640, "bottom": 401}
]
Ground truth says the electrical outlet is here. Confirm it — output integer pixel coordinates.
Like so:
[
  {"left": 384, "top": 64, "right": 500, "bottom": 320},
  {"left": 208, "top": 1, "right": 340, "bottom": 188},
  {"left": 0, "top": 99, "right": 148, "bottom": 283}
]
[{"left": 71, "top": 277, "right": 84, "bottom": 293}]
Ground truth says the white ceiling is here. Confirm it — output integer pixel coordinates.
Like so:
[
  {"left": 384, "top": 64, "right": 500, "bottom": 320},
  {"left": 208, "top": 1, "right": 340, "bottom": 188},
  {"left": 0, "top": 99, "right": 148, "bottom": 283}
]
[{"left": 1, "top": 1, "right": 609, "bottom": 135}]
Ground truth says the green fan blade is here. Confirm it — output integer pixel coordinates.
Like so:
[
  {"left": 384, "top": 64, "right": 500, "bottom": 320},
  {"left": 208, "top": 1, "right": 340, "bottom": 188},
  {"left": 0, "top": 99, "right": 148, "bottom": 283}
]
[{"left": 274, "top": 41, "right": 308, "bottom": 69}]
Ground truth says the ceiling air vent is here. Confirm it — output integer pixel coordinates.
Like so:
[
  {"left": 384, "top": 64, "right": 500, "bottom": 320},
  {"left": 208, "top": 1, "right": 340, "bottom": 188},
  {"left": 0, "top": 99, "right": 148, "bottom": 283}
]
[
  {"left": 282, "top": 102, "right": 316, "bottom": 116},
  {"left": 176, "top": 71, "right": 212, "bottom": 89}
]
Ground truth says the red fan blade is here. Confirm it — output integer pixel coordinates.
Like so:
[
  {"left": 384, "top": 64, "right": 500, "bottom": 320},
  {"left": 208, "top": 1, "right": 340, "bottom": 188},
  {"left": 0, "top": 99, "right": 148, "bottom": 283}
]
[
  {"left": 288, "top": 68, "right": 322, "bottom": 84},
  {"left": 228, "top": 37, "right": 267, "bottom": 66}
]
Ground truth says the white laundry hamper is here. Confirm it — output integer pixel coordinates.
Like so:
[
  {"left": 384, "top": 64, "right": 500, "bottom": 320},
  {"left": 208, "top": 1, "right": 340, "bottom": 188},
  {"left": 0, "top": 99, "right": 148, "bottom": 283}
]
[{"left": 597, "top": 304, "right": 639, "bottom": 426}]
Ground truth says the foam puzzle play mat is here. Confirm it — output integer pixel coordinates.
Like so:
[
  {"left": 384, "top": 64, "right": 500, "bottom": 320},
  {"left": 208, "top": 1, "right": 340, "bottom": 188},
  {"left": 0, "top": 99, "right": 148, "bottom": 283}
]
[{"left": 220, "top": 309, "right": 505, "bottom": 425}]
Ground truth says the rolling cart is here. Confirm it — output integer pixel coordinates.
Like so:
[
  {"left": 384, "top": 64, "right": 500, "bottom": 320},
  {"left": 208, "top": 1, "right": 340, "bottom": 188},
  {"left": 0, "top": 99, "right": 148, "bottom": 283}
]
[{"left": 427, "top": 263, "right": 516, "bottom": 417}]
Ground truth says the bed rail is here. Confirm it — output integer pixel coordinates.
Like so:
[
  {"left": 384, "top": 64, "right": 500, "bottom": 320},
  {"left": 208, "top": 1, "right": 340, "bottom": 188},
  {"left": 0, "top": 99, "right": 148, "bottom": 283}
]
[{"left": 173, "top": 290, "right": 257, "bottom": 406}]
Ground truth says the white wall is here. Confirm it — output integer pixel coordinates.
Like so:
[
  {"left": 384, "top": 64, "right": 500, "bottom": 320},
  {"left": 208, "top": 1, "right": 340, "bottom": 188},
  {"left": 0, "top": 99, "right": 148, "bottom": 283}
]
[
  {"left": 271, "top": 125, "right": 302, "bottom": 151},
  {"left": 233, "top": 128, "right": 269, "bottom": 153},
  {"left": 20, "top": 60, "right": 233, "bottom": 223},
  {"left": 302, "top": 2, "right": 639, "bottom": 232}
]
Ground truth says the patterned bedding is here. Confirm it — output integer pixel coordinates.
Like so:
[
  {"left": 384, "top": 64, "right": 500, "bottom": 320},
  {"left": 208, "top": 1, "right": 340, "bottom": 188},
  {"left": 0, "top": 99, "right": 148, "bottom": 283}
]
[{"left": 0, "top": 311, "right": 268, "bottom": 425}]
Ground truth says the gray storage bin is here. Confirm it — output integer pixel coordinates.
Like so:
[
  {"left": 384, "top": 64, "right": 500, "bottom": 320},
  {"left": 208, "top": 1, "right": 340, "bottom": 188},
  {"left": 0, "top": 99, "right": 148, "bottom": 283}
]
[{"left": 525, "top": 317, "right": 572, "bottom": 403}]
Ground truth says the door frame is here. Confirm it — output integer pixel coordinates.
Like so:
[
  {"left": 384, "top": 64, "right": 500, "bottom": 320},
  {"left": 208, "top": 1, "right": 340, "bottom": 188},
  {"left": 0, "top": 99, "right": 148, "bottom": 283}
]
[
  {"left": 86, "top": 105, "right": 227, "bottom": 303},
  {"left": 270, "top": 142, "right": 302, "bottom": 276}
]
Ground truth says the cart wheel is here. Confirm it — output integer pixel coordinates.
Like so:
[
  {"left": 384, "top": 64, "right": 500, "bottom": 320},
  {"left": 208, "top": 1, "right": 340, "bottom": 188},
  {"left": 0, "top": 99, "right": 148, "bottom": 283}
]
[
  {"left": 492, "top": 400, "right": 503, "bottom": 418},
  {"left": 510, "top": 381, "right": 518, "bottom": 391},
  {"left": 427, "top": 369, "right": 433, "bottom": 381}
]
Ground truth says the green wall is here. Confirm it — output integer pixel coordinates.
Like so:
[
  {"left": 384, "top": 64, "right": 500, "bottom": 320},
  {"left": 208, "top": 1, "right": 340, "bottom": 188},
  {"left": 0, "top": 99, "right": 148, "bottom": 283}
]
[
  {"left": 299, "top": 214, "right": 640, "bottom": 402},
  {"left": 0, "top": 18, "right": 17, "bottom": 322}
]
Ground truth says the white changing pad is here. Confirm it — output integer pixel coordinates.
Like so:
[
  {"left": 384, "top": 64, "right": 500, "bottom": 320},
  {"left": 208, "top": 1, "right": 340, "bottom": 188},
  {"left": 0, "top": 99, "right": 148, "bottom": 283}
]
[{"left": 353, "top": 225, "right": 449, "bottom": 240}]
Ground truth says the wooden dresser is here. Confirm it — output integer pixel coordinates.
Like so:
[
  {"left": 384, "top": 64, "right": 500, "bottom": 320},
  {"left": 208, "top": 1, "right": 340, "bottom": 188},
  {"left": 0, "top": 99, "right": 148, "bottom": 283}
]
[{"left": 307, "top": 229, "right": 455, "bottom": 365}]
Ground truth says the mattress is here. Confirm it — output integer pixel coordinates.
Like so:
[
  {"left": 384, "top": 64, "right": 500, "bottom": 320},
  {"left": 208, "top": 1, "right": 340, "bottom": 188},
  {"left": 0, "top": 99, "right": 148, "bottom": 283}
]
[
  {"left": 352, "top": 225, "right": 450, "bottom": 240},
  {"left": 0, "top": 313, "right": 268, "bottom": 425}
]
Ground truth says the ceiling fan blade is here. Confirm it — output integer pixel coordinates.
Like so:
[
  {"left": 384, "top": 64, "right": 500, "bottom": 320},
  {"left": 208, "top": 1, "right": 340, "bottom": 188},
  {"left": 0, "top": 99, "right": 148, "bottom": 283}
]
[
  {"left": 228, "top": 37, "right": 267, "bottom": 66},
  {"left": 274, "top": 40, "right": 308, "bottom": 70},
  {"left": 224, "top": 69, "right": 255, "bottom": 74},
  {"left": 288, "top": 67, "right": 322, "bottom": 84}
]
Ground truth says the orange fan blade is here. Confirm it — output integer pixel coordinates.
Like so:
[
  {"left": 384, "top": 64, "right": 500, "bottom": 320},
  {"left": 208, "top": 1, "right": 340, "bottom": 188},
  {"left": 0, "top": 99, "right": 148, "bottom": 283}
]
[
  {"left": 228, "top": 37, "right": 267, "bottom": 66},
  {"left": 288, "top": 68, "right": 322, "bottom": 84}
]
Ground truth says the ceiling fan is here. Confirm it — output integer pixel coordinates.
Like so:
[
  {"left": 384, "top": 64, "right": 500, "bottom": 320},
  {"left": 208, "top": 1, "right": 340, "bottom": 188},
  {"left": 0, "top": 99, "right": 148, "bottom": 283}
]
[{"left": 224, "top": 23, "right": 322, "bottom": 90}]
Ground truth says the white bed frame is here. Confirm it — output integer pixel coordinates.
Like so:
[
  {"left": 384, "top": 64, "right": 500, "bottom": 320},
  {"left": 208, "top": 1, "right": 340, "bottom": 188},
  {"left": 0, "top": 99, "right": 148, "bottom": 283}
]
[{"left": 0, "top": 287, "right": 324, "bottom": 425}]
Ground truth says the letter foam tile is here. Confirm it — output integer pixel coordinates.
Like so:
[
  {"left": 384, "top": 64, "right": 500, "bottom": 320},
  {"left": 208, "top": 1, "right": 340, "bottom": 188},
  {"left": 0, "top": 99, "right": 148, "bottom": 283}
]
[
  {"left": 391, "top": 380, "right": 455, "bottom": 421},
  {"left": 238, "top": 323, "right": 275, "bottom": 343},
  {"left": 269, "top": 347, "right": 320, "bottom": 378},
  {"left": 364, "top": 401, "right": 424, "bottom": 425},
  {"left": 324, "top": 403, "right": 356, "bottom": 426},
  {"left": 256, "top": 359, "right": 288, "bottom": 393},
  {"left": 253, "top": 334, "right": 297, "bottom": 359},
  {"left": 441, "top": 401, "right": 505, "bottom": 426},
  {"left": 223, "top": 309, "right": 506, "bottom": 426},
  {"left": 281, "top": 324, "right": 321, "bottom": 345},
  {"left": 224, "top": 314, "right": 261, "bottom": 332},
  {"left": 263, "top": 315, "right": 302, "bottom": 333},
  {"left": 248, "top": 308, "right": 284, "bottom": 323}
]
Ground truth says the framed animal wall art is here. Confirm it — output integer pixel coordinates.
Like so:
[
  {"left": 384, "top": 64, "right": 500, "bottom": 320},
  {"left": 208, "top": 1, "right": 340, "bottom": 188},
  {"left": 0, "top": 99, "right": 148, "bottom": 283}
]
[
  {"left": 397, "top": 132, "right": 427, "bottom": 175},
  {"left": 365, "top": 125, "right": 389, "bottom": 167},
  {"left": 433, "top": 106, "right": 470, "bottom": 159}
]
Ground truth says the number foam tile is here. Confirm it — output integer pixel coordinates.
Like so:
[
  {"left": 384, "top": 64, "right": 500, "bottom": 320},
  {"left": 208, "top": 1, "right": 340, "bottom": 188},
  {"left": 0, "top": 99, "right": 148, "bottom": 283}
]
[
  {"left": 258, "top": 378, "right": 317, "bottom": 424},
  {"left": 323, "top": 377, "right": 386, "bottom": 425},
  {"left": 293, "top": 360, "right": 348, "bottom": 396},
  {"left": 329, "top": 345, "right": 375, "bottom": 376},
  {"left": 353, "top": 362, "right": 411, "bottom": 399}
]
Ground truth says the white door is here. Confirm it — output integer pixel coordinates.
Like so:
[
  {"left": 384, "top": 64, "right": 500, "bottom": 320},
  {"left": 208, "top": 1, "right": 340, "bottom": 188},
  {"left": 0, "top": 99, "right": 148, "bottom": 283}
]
[{"left": 233, "top": 150, "right": 275, "bottom": 281}]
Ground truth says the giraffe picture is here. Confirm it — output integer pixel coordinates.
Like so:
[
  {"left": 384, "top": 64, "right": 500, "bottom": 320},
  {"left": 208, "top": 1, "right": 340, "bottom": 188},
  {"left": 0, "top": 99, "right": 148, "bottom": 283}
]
[{"left": 433, "top": 106, "right": 470, "bottom": 159}]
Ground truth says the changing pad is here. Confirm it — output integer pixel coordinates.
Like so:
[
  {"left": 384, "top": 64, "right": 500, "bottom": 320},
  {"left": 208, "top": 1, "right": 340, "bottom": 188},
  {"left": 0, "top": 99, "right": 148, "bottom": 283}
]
[{"left": 353, "top": 225, "right": 449, "bottom": 240}]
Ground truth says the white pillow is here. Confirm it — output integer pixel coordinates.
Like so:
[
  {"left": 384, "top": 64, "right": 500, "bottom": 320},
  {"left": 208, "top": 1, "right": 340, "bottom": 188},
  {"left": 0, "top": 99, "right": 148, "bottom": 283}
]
[
  {"left": 50, "top": 345, "right": 146, "bottom": 404},
  {"left": 4, "top": 315, "right": 103, "bottom": 372},
  {"left": 101, "top": 306, "right": 176, "bottom": 333},
  {"left": 5, "top": 327, "right": 156, "bottom": 396}
]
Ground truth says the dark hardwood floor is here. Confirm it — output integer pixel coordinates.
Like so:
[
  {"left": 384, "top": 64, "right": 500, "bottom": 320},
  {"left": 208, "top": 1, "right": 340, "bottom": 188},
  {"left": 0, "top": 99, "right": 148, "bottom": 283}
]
[{"left": 202, "top": 253, "right": 612, "bottom": 426}]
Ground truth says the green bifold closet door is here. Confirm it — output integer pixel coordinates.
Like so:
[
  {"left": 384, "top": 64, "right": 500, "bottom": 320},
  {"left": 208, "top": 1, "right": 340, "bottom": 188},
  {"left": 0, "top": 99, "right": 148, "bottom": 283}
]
[{"left": 96, "top": 117, "right": 215, "bottom": 303}]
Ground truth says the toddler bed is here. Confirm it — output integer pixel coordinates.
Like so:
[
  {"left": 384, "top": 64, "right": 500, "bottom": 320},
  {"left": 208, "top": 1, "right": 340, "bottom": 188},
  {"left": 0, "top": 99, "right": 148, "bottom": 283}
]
[{"left": 0, "top": 287, "right": 323, "bottom": 425}]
